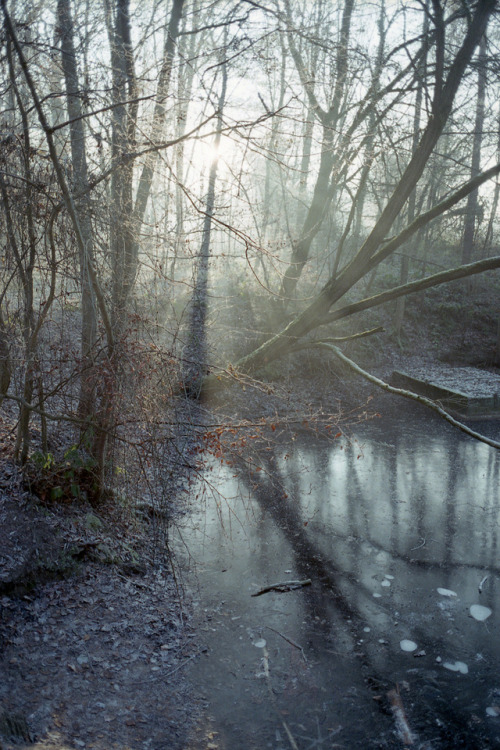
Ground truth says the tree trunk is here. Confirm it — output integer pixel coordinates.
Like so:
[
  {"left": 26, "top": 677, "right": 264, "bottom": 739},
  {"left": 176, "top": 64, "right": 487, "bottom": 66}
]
[
  {"left": 0, "top": 314, "right": 11, "bottom": 404},
  {"left": 183, "top": 56, "right": 228, "bottom": 394},
  {"left": 132, "top": 0, "right": 184, "bottom": 229},
  {"left": 57, "top": 0, "right": 98, "bottom": 418},
  {"left": 461, "top": 34, "right": 487, "bottom": 266},
  {"left": 109, "top": 0, "right": 137, "bottom": 330},
  {"left": 394, "top": 3, "right": 429, "bottom": 336},
  {"left": 173, "top": 0, "right": 200, "bottom": 277}
]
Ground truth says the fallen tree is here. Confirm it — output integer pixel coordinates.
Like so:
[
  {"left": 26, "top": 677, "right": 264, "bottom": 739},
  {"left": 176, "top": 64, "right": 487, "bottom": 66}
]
[
  {"left": 202, "top": 0, "right": 499, "bottom": 383},
  {"left": 200, "top": 0, "right": 500, "bottom": 451}
]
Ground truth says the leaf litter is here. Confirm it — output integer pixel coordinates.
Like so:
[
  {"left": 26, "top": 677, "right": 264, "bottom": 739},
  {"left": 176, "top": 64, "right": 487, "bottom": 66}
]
[{"left": 0, "top": 450, "right": 201, "bottom": 750}]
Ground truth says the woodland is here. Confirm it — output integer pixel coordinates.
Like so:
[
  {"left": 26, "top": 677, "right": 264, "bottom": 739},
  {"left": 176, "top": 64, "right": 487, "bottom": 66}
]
[
  {"left": 0, "top": 0, "right": 500, "bottom": 509},
  {"left": 1, "top": 1, "right": 500, "bottom": 747}
]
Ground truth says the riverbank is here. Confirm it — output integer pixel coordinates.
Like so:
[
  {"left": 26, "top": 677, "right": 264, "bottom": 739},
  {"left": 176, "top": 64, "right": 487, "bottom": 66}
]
[
  {"left": 1, "top": 278, "right": 498, "bottom": 749},
  {"left": 0, "top": 421, "right": 201, "bottom": 750},
  {"left": 0, "top": 365, "right": 382, "bottom": 749}
]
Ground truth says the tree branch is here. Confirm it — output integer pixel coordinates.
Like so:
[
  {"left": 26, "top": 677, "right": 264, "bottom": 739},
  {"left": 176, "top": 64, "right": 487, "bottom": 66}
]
[
  {"left": 1, "top": 0, "right": 114, "bottom": 353},
  {"left": 322, "top": 255, "right": 500, "bottom": 325},
  {"left": 316, "top": 343, "right": 500, "bottom": 450},
  {"left": 288, "top": 326, "right": 385, "bottom": 353}
]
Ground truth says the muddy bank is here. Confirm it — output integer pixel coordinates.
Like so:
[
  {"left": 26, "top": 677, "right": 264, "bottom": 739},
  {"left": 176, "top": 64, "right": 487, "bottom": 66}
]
[{"left": 0, "top": 429, "right": 201, "bottom": 750}]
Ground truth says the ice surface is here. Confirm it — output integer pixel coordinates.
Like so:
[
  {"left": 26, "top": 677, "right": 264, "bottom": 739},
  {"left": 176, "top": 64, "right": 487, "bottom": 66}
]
[
  {"left": 470, "top": 604, "right": 492, "bottom": 622},
  {"left": 437, "top": 588, "right": 457, "bottom": 597},
  {"left": 253, "top": 639, "right": 267, "bottom": 648},
  {"left": 443, "top": 661, "right": 468, "bottom": 674},
  {"left": 400, "top": 639, "right": 417, "bottom": 652}
]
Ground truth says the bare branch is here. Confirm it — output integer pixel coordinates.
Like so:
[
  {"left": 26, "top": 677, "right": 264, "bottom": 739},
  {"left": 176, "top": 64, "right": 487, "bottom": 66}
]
[
  {"left": 323, "top": 255, "right": 500, "bottom": 325},
  {"left": 317, "top": 344, "right": 500, "bottom": 450}
]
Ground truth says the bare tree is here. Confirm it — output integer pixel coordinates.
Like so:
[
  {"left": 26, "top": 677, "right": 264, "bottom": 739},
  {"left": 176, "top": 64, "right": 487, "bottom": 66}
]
[
  {"left": 183, "top": 42, "right": 228, "bottom": 394},
  {"left": 57, "top": 0, "right": 98, "bottom": 418},
  {"left": 229, "top": 0, "right": 499, "bottom": 378},
  {"left": 461, "top": 33, "right": 488, "bottom": 266}
]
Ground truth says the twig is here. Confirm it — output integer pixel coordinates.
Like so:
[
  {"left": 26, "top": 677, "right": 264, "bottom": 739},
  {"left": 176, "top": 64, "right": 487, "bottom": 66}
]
[
  {"left": 124, "top": 648, "right": 208, "bottom": 685},
  {"left": 163, "top": 648, "right": 208, "bottom": 678},
  {"left": 262, "top": 646, "right": 300, "bottom": 750},
  {"left": 410, "top": 537, "right": 426, "bottom": 551},
  {"left": 251, "top": 579, "right": 312, "bottom": 597},
  {"left": 479, "top": 575, "right": 489, "bottom": 593},
  {"left": 265, "top": 625, "right": 307, "bottom": 663}
]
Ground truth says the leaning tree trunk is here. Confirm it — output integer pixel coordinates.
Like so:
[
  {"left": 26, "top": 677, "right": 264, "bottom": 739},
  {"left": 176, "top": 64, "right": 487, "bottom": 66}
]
[{"left": 227, "top": 0, "right": 497, "bottom": 378}]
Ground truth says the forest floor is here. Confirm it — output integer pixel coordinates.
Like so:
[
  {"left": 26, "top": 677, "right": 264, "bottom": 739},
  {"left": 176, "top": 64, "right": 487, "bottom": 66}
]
[
  {"left": 0, "top": 414, "right": 201, "bottom": 750},
  {"left": 0, "top": 282, "right": 498, "bottom": 750}
]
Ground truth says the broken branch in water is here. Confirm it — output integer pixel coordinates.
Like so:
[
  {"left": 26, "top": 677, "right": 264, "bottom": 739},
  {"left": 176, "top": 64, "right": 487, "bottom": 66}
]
[
  {"left": 316, "top": 343, "right": 500, "bottom": 450},
  {"left": 251, "top": 579, "right": 312, "bottom": 597},
  {"left": 479, "top": 575, "right": 489, "bottom": 593},
  {"left": 387, "top": 687, "right": 416, "bottom": 746}
]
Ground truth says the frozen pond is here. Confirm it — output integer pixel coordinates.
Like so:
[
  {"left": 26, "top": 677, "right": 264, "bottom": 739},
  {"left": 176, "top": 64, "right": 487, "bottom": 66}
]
[{"left": 178, "top": 406, "right": 500, "bottom": 748}]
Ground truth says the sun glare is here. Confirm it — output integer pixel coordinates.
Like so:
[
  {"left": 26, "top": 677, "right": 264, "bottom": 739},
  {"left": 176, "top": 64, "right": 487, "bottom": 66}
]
[{"left": 196, "top": 134, "right": 235, "bottom": 171}]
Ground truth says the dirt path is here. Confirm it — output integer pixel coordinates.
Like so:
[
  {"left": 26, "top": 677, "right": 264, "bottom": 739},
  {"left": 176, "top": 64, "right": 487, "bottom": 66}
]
[{"left": 1, "top": 565, "right": 197, "bottom": 750}]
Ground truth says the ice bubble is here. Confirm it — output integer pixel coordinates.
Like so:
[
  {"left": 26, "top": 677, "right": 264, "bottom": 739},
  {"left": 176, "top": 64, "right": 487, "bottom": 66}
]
[
  {"left": 373, "top": 592, "right": 382, "bottom": 598},
  {"left": 363, "top": 627, "right": 371, "bottom": 633},
  {"left": 381, "top": 579, "right": 391, "bottom": 587},
  {"left": 400, "top": 639, "right": 418, "bottom": 652},
  {"left": 253, "top": 639, "right": 266, "bottom": 648},
  {"left": 437, "top": 588, "right": 457, "bottom": 597},
  {"left": 443, "top": 661, "right": 468, "bottom": 674},
  {"left": 384, "top": 574, "right": 395, "bottom": 580},
  {"left": 486, "top": 706, "right": 500, "bottom": 717},
  {"left": 470, "top": 604, "right": 492, "bottom": 622}
]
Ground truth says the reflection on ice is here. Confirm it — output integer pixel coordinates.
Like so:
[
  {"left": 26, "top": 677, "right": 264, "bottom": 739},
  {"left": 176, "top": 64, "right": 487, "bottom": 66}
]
[
  {"left": 400, "top": 639, "right": 418, "bottom": 652},
  {"left": 181, "top": 409, "right": 500, "bottom": 747},
  {"left": 437, "top": 587, "right": 458, "bottom": 597},
  {"left": 470, "top": 604, "right": 492, "bottom": 621},
  {"left": 443, "top": 660, "right": 469, "bottom": 674}
]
